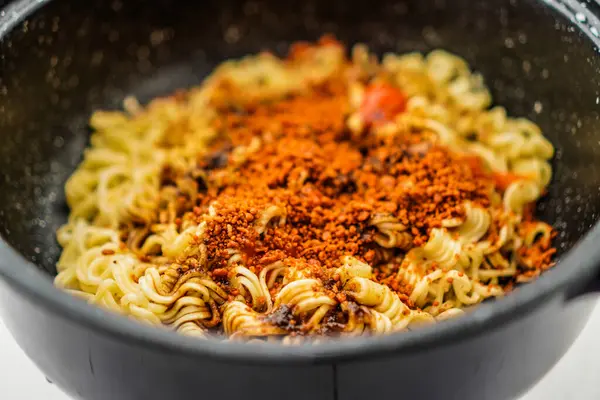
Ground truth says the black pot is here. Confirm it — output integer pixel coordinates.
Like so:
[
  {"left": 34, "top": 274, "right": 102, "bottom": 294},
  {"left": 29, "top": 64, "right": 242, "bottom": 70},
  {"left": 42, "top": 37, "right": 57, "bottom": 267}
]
[{"left": 0, "top": 0, "right": 599, "bottom": 399}]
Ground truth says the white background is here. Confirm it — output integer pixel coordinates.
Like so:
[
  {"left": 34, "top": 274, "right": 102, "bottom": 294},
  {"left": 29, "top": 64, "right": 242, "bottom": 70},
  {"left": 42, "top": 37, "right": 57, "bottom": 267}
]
[{"left": 1, "top": 301, "right": 599, "bottom": 399}]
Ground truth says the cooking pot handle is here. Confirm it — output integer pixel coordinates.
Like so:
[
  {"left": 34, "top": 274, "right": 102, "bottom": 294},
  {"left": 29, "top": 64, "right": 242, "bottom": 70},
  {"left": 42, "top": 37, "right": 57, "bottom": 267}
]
[
  {"left": 570, "top": 274, "right": 600, "bottom": 299},
  {"left": 564, "top": 237, "right": 600, "bottom": 299},
  {"left": 568, "top": 271, "right": 600, "bottom": 299}
]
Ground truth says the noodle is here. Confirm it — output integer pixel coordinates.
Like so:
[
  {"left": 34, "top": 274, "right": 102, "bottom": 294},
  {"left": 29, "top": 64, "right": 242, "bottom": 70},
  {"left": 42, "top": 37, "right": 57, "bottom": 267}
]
[{"left": 55, "top": 36, "right": 556, "bottom": 342}]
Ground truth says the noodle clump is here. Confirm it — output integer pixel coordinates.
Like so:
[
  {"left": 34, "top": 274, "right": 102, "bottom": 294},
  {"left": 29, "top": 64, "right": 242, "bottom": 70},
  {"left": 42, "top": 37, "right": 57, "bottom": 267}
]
[{"left": 55, "top": 36, "right": 556, "bottom": 341}]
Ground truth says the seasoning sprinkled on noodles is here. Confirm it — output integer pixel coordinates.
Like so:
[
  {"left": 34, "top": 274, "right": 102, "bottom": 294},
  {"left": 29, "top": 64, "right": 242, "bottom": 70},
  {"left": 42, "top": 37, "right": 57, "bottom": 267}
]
[{"left": 55, "top": 36, "right": 556, "bottom": 341}]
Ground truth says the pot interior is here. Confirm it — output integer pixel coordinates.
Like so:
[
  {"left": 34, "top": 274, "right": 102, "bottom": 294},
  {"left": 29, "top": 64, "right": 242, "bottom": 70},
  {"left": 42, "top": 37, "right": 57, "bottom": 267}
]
[{"left": 0, "top": 0, "right": 599, "bottom": 277}]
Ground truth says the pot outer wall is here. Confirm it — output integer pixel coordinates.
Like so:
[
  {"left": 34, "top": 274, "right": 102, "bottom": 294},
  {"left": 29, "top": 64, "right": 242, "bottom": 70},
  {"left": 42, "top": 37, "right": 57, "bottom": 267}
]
[
  {"left": 1, "top": 0, "right": 600, "bottom": 399},
  {"left": 0, "top": 279, "right": 596, "bottom": 400}
]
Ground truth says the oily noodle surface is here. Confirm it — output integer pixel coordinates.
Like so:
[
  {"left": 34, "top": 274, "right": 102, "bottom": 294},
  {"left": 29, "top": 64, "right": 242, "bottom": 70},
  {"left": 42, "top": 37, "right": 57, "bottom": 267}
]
[{"left": 55, "top": 37, "right": 556, "bottom": 342}]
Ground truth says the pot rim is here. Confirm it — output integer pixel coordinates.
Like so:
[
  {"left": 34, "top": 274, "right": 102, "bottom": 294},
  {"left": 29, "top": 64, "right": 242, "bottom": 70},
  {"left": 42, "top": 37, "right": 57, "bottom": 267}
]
[{"left": 0, "top": 0, "right": 599, "bottom": 365}]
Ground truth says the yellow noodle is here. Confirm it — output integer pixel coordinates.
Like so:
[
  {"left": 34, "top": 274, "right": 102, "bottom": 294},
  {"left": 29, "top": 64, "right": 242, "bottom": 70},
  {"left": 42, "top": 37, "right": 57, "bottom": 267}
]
[{"left": 55, "top": 44, "right": 555, "bottom": 343}]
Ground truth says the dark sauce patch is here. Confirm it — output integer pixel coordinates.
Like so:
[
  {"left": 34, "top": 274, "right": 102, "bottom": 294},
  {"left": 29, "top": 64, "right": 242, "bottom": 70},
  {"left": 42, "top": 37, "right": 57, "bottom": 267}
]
[{"left": 263, "top": 304, "right": 297, "bottom": 332}]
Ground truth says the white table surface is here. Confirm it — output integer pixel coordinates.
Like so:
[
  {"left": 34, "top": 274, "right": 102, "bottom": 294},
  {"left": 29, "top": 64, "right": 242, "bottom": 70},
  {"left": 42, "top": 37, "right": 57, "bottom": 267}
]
[{"left": 1, "top": 300, "right": 599, "bottom": 400}]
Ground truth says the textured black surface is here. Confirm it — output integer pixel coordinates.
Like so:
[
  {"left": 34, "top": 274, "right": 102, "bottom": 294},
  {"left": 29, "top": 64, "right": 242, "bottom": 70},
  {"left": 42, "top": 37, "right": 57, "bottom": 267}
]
[{"left": 0, "top": 1, "right": 599, "bottom": 399}]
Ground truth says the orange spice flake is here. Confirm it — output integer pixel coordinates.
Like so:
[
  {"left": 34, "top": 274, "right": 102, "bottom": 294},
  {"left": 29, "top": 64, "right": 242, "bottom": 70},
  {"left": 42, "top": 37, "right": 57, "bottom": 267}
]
[{"left": 360, "top": 82, "right": 407, "bottom": 125}]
